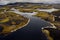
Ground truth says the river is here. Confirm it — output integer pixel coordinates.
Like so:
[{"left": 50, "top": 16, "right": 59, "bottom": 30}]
[
  {"left": 1, "top": 14, "right": 52, "bottom": 40},
  {"left": 0, "top": 8, "right": 59, "bottom": 40}
]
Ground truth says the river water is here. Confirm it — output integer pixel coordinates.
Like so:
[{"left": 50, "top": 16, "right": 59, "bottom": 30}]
[{"left": 0, "top": 8, "right": 59, "bottom": 40}]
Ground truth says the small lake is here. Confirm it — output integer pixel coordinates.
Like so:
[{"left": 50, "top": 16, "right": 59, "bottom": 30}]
[{"left": 37, "top": 8, "right": 59, "bottom": 12}]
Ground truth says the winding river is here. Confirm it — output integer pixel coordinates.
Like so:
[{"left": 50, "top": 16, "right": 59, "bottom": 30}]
[{"left": 0, "top": 8, "right": 59, "bottom": 40}]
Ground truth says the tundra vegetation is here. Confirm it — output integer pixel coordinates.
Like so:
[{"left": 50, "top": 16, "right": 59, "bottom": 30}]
[{"left": 0, "top": 11, "right": 29, "bottom": 35}]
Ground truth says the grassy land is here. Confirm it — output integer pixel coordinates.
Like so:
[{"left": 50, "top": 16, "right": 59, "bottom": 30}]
[
  {"left": 0, "top": 12, "right": 29, "bottom": 35},
  {"left": 34, "top": 11, "right": 60, "bottom": 28},
  {"left": 34, "top": 11, "right": 50, "bottom": 20}
]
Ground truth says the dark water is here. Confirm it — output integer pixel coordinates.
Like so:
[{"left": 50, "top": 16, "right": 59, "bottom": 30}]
[{"left": 0, "top": 15, "right": 52, "bottom": 40}]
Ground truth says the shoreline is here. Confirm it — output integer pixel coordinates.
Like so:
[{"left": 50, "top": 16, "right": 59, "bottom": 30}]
[{"left": 10, "top": 18, "right": 30, "bottom": 32}]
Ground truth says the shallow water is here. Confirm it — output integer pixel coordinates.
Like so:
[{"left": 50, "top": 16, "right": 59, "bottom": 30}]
[{"left": 37, "top": 8, "right": 59, "bottom": 12}]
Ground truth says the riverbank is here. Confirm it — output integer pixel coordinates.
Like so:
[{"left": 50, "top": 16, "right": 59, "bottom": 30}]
[
  {"left": 0, "top": 12, "right": 30, "bottom": 36},
  {"left": 10, "top": 18, "right": 30, "bottom": 32}
]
